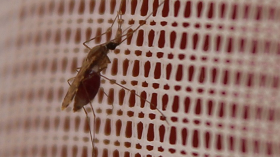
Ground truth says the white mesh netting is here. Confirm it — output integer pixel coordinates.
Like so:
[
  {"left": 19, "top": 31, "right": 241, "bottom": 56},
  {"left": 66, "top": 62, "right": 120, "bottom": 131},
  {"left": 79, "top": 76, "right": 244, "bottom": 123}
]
[{"left": 1, "top": 0, "right": 280, "bottom": 157}]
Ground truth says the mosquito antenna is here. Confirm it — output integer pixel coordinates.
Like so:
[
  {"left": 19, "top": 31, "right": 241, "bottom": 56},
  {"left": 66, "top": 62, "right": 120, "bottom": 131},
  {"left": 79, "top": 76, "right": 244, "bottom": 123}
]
[
  {"left": 100, "top": 74, "right": 169, "bottom": 125},
  {"left": 83, "top": 0, "right": 126, "bottom": 50},
  {"left": 102, "top": 0, "right": 165, "bottom": 45},
  {"left": 119, "top": 0, "right": 165, "bottom": 44}
]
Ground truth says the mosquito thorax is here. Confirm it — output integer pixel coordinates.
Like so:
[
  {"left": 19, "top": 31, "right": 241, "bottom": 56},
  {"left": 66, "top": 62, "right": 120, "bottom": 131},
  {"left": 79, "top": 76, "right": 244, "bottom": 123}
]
[{"left": 106, "top": 42, "right": 119, "bottom": 50}]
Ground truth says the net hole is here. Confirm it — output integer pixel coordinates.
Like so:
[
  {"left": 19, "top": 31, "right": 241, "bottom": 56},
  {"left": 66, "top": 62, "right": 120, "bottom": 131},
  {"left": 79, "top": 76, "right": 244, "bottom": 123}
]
[
  {"left": 58, "top": 1, "right": 64, "bottom": 15},
  {"left": 95, "top": 117, "right": 101, "bottom": 133},
  {"left": 125, "top": 121, "right": 132, "bottom": 138},
  {"left": 104, "top": 119, "right": 111, "bottom": 135},
  {"left": 137, "top": 122, "right": 143, "bottom": 139},
  {"left": 99, "top": 0, "right": 106, "bottom": 14},
  {"left": 132, "top": 60, "right": 139, "bottom": 77},
  {"left": 122, "top": 59, "right": 129, "bottom": 76},
  {"left": 89, "top": 0, "right": 96, "bottom": 13},
  {"left": 154, "top": 62, "right": 161, "bottom": 79},
  {"left": 144, "top": 61, "right": 150, "bottom": 77},
  {"left": 111, "top": 58, "right": 118, "bottom": 75},
  {"left": 116, "top": 119, "right": 122, "bottom": 136}
]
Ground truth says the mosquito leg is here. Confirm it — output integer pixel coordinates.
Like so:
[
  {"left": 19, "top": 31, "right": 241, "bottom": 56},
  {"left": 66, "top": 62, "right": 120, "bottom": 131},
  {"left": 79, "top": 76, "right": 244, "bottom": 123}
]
[
  {"left": 82, "top": 106, "right": 96, "bottom": 157},
  {"left": 67, "top": 77, "right": 75, "bottom": 86},
  {"left": 99, "top": 87, "right": 115, "bottom": 111},
  {"left": 81, "top": 81, "right": 97, "bottom": 157},
  {"left": 119, "top": 0, "right": 166, "bottom": 44},
  {"left": 83, "top": 1, "right": 124, "bottom": 50},
  {"left": 83, "top": 29, "right": 110, "bottom": 50},
  {"left": 100, "top": 75, "right": 169, "bottom": 125}
]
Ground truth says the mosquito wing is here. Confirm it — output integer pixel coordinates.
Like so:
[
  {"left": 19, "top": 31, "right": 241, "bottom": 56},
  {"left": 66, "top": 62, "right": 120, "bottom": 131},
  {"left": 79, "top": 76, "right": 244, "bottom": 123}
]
[{"left": 61, "top": 45, "right": 109, "bottom": 110}]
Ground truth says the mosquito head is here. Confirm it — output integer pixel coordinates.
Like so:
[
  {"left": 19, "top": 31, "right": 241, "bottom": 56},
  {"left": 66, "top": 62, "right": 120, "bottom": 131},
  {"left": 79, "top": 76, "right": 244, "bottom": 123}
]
[{"left": 106, "top": 42, "right": 119, "bottom": 50}]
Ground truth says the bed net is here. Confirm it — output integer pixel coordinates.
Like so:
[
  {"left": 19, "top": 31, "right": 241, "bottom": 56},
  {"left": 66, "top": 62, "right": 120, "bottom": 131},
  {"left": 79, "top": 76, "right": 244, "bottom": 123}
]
[{"left": 0, "top": 0, "right": 280, "bottom": 157}]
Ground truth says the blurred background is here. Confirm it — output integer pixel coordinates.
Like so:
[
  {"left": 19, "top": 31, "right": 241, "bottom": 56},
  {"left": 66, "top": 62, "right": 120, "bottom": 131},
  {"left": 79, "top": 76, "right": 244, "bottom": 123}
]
[{"left": 0, "top": 0, "right": 280, "bottom": 157}]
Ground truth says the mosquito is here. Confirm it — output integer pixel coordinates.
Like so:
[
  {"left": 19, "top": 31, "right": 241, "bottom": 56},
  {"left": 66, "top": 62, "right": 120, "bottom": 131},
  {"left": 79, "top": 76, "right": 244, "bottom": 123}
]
[
  {"left": 62, "top": 9, "right": 125, "bottom": 156},
  {"left": 62, "top": 0, "right": 167, "bottom": 155},
  {"left": 62, "top": 0, "right": 167, "bottom": 116},
  {"left": 61, "top": 12, "right": 124, "bottom": 111}
]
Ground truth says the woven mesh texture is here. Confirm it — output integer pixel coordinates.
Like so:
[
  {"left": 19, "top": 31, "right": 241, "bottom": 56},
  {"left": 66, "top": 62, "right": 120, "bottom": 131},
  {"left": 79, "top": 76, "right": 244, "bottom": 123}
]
[{"left": 1, "top": 0, "right": 280, "bottom": 157}]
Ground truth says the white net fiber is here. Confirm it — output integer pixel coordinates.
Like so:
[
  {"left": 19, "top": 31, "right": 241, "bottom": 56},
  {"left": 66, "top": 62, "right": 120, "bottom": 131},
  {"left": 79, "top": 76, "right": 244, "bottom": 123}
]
[{"left": 1, "top": 0, "right": 280, "bottom": 157}]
